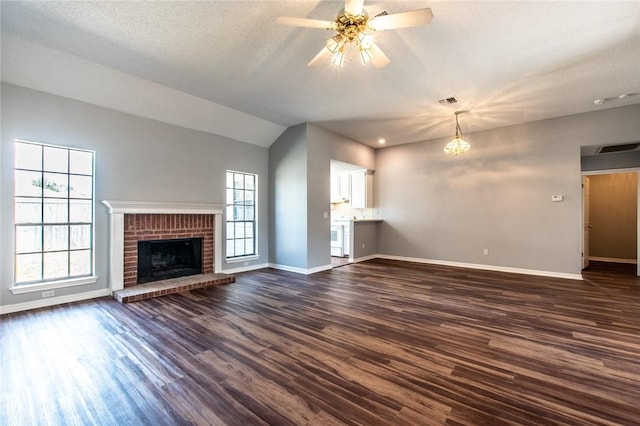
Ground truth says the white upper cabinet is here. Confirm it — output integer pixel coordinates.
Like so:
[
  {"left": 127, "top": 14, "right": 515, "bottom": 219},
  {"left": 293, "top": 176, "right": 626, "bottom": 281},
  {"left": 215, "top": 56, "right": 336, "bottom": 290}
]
[
  {"left": 330, "top": 173, "right": 350, "bottom": 203},
  {"left": 350, "top": 170, "right": 373, "bottom": 208}
]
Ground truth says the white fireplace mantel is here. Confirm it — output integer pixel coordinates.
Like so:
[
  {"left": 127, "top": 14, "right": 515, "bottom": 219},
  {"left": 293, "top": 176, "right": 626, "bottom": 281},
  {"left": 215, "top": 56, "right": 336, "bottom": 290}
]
[
  {"left": 102, "top": 200, "right": 224, "bottom": 215},
  {"left": 102, "top": 200, "right": 224, "bottom": 291}
]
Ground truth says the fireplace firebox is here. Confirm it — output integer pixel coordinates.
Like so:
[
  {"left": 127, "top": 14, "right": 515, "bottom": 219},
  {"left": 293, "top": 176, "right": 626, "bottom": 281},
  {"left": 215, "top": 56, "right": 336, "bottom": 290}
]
[{"left": 137, "top": 237, "right": 203, "bottom": 283}]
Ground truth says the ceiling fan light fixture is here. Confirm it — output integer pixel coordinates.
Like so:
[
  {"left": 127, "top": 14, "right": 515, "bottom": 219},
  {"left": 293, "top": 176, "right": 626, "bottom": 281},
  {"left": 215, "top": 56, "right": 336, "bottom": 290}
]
[
  {"left": 444, "top": 111, "right": 471, "bottom": 155},
  {"left": 331, "top": 50, "right": 346, "bottom": 67},
  {"left": 358, "top": 32, "right": 374, "bottom": 49},
  {"left": 360, "top": 47, "right": 374, "bottom": 64},
  {"left": 326, "top": 35, "right": 345, "bottom": 53},
  {"left": 277, "top": 2, "right": 433, "bottom": 68}
]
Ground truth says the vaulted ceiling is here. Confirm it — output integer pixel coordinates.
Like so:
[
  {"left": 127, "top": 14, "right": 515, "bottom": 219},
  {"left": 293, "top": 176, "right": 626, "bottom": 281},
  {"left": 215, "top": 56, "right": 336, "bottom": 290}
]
[{"left": 2, "top": 1, "right": 639, "bottom": 148}]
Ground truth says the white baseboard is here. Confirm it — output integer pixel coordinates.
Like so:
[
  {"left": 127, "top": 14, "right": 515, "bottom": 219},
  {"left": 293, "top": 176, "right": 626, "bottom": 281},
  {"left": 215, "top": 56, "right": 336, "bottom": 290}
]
[
  {"left": 351, "top": 254, "right": 378, "bottom": 264},
  {"left": 222, "top": 262, "right": 270, "bottom": 274},
  {"left": 269, "top": 255, "right": 583, "bottom": 280},
  {"left": 268, "top": 263, "right": 333, "bottom": 275},
  {"left": 0, "top": 288, "right": 112, "bottom": 315},
  {"left": 375, "top": 254, "right": 584, "bottom": 281},
  {"left": 588, "top": 256, "right": 637, "bottom": 264}
]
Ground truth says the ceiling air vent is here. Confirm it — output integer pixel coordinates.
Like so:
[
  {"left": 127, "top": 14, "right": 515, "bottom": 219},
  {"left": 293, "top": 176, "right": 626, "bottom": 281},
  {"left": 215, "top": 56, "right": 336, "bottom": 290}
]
[
  {"left": 596, "top": 143, "right": 640, "bottom": 154},
  {"left": 438, "top": 96, "right": 459, "bottom": 105},
  {"left": 374, "top": 11, "right": 389, "bottom": 17}
]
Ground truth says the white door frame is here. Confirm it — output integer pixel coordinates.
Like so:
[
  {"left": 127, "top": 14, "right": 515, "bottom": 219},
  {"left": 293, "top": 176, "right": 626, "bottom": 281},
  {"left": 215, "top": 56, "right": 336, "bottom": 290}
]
[
  {"left": 582, "top": 175, "right": 590, "bottom": 269},
  {"left": 581, "top": 168, "right": 640, "bottom": 276}
]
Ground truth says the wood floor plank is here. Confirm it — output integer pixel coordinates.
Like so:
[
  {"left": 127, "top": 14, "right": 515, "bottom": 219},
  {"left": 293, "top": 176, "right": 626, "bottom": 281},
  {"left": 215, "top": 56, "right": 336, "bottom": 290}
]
[{"left": 1, "top": 259, "right": 639, "bottom": 425}]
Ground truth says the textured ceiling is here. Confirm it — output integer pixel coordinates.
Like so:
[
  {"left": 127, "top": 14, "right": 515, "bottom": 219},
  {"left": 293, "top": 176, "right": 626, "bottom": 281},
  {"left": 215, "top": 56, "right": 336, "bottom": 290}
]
[{"left": 2, "top": 1, "right": 640, "bottom": 148}]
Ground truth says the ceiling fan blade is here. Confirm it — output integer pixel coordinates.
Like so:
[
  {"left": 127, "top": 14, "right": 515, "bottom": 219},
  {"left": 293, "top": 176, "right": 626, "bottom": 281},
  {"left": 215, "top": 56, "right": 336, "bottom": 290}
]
[
  {"left": 307, "top": 47, "right": 333, "bottom": 67},
  {"left": 277, "top": 16, "right": 336, "bottom": 30},
  {"left": 368, "top": 8, "right": 433, "bottom": 31},
  {"left": 345, "top": 0, "right": 365, "bottom": 16},
  {"left": 370, "top": 44, "right": 390, "bottom": 68}
]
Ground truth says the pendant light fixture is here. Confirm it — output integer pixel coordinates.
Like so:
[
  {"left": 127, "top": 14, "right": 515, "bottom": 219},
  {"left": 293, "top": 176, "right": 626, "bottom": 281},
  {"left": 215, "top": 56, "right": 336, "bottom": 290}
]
[{"left": 444, "top": 111, "right": 470, "bottom": 155}]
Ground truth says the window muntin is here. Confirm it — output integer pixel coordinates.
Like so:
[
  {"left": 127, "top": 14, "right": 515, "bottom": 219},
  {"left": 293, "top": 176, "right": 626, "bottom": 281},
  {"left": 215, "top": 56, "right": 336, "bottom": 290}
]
[
  {"left": 14, "top": 141, "right": 95, "bottom": 284},
  {"left": 225, "top": 171, "right": 256, "bottom": 259}
]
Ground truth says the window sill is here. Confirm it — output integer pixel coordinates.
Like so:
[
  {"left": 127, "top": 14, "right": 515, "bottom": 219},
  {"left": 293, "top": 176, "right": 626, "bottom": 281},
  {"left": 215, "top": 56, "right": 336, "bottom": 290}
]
[
  {"left": 225, "top": 255, "right": 259, "bottom": 264},
  {"left": 9, "top": 276, "right": 99, "bottom": 295}
]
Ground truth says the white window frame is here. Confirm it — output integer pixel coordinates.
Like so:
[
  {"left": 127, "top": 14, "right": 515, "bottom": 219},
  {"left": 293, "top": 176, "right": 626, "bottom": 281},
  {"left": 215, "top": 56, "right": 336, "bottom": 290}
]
[
  {"left": 225, "top": 170, "right": 258, "bottom": 263},
  {"left": 10, "top": 140, "right": 98, "bottom": 294}
]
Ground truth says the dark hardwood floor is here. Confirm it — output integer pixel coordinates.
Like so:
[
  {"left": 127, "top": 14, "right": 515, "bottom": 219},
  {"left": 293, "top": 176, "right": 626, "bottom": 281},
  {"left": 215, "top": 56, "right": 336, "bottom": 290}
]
[
  {"left": 583, "top": 260, "right": 637, "bottom": 277},
  {"left": 2, "top": 259, "right": 639, "bottom": 425},
  {"left": 331, "top": 256, "right": 351, "bottom": 268}
]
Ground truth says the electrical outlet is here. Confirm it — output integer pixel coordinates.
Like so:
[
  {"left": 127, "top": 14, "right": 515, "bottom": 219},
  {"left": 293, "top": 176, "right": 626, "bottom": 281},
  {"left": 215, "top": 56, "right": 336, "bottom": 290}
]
[
  {"left": 243, "top": 261, "right": 249, "bottom": 266},
  {"left": 362, "top": 243, "right": 365, "bottom": 249},
  {"left": 42, "top": 290, "right": 55, "bottom": 298},
  {"left": 483, "top": 249, "right": 489, "bottom": 256}
]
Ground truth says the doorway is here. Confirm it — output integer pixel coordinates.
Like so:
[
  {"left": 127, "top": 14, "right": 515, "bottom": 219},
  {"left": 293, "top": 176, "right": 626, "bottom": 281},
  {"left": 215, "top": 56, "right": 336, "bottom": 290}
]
[
  {"left": 330, "top": 159, "right": 367, "bottom": 268},
  {"left": 581, "top": 170, "right": 639, "bottom": 276}
]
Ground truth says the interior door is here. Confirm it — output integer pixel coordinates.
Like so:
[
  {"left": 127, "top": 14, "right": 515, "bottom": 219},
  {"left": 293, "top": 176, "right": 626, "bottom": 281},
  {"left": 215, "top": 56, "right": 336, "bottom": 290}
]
[{"left": 582, "top": 176, "right": 590, "bottom": 269}]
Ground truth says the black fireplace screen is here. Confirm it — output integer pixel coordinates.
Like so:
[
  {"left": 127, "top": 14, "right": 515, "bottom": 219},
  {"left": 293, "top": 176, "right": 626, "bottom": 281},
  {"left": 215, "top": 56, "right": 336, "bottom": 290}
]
[{"left": 137, "top": 237, "right": 203, "bottom": 284}]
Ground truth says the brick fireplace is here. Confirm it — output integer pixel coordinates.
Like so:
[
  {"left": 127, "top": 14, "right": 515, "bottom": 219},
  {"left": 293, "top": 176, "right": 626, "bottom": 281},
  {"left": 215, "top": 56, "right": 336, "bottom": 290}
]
[
  {"left": 123, "top": 214, "right": 213, "bottom": 287},
  {"left": 102, "top": 201, "right": 224, "bottom": 292}
]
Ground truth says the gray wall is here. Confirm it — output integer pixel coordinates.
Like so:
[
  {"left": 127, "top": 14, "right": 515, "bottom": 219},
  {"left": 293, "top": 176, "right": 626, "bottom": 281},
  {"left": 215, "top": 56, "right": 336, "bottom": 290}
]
[
  {"left": 376, "top": 104, "right": 640, "bottom": 275},
  {"left": 268, "top": 123, "right": 375, "bottom": 271},
  {"left": 307, "top": 124, "right": 375, "bottom": 269},
  {"left": 589, "top": 172, "right": 637, "bottom": 260},
  {"left": 268, "top": 124, "right": 308, "bottom": 268},
  {"left": 582, "top": 151, "right": 640, "bottom": 171},
  {"left": 353, "top": 221, "right": 379, "bottom": 259},
  {"left": 1, "top": 83, "right": 269, "bottom": 307}
]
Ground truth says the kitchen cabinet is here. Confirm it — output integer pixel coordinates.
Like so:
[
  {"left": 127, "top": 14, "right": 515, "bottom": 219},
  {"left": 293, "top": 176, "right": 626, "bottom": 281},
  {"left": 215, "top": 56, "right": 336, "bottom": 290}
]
[
  {"left": 350, "top": 170, "right": 373, "bottom": 208},
  {"left": 330, "top": 173, "right": 350, "bottom": 203}
]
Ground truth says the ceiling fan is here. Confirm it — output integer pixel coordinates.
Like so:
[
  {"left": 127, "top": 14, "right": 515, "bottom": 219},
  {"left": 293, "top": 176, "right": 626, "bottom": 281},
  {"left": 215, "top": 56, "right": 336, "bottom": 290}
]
[{"left": 277, "top": 0, "right": 433, "bottom": 68}]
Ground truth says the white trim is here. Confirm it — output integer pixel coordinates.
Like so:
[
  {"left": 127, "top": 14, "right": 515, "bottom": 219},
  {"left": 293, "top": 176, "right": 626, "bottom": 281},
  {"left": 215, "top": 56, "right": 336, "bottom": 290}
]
[
  {"left": 307, "top": 264, "right": 334, "bottom": 274},
  {"left": 268, "top": 263, "right": 333, "bottom": 275},
  {"left": 0, "top": 289, "right": 111, "bottom": 315},
  {"left": 375, "top": 254, "right": 584, "bottom": 280},
  {"left": 102, "top": 200, "right": 223, "bottom": 215},
  {"left": 225, "top": 255, "right": 260, "bottom": 264},
  {"left": 271, "top": 255, "right": 583, "bottom": 279},
  {"left": 224, "top": 170, "right": 259, "bottom": 262},
  {"left": 215, "top": 214, "right": 223, "bottom": 274},
  {"left": 350, "top": 254, "right": 378, "bottom": 264},
  {"left": 223, "top": 263, "right": 269, "bottom": 274},
  {"left": 589, "top": 256, "right": 637, "bottom": 264},
  {"left": 108, "top": 213, "right": 125, "bottom": 291},
  {"left": 9, "top": 276, "right": 99, "bottom": 294}
]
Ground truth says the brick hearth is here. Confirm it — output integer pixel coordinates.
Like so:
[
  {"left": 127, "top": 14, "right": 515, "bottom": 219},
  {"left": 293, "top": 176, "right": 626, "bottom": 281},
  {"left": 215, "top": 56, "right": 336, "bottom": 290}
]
[{"left": 113, "top": 273, "right": 235, "bottom": 303}]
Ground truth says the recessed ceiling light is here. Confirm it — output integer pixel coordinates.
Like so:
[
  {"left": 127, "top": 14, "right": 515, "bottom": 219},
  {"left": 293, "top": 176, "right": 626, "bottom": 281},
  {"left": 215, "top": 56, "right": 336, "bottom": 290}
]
[
  {"left": 378, "top": 138, "right": 386, "bottom": 145},
  {"left": 618, "top": 93, "right": 630, "bottom": 99},
  {"left": 593, "top": 99, "right": 605, "bottom": 105}
]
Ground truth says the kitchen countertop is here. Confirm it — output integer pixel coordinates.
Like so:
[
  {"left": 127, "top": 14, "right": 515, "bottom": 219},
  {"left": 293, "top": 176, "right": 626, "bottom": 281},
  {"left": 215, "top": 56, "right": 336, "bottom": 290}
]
[{"left": 332, "top": 218, "right": 383, "bottom": 223}]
